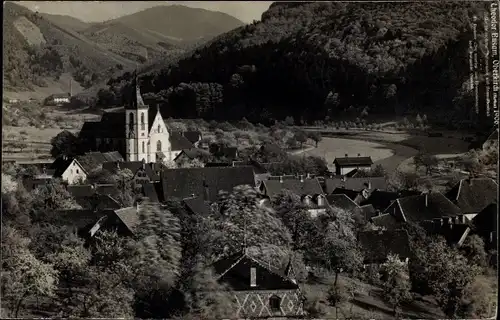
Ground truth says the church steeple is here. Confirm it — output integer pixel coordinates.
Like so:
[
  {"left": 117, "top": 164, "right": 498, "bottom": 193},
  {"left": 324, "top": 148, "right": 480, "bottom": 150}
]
[{"left": 126, "top": 71, "right": 148, "bottom": 110}]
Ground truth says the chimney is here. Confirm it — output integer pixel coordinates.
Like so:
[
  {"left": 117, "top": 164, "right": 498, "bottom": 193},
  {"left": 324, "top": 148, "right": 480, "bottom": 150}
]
[
  {"left": 345, "top": 153, "right": 348, "bottom": 157},
  {"left": 300, "top": 175, "right": 304, "bottom": 182},
  {"left": 317, "top": 195, "right": 325, "bottom": 207},
  {"left": 306, "top": 173, "right": 311, "bottom": 179},
  {"left": 279, "top": 176, "right": 283, "bottom": 183}
]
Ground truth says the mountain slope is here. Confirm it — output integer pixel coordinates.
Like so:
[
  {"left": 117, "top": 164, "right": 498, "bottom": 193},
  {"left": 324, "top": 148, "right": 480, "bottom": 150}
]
[
  {"left": 3, "top": 2, "right": 137, "bottom": 92},
  {"left": 107, "top": 1, "right": 487, "bottom": 127},
  {"left": 40, "top": 13, "right": 91, "bottom": 32},
  {"left": 107, "top": 5, "right": 245, "bottom": 46}
]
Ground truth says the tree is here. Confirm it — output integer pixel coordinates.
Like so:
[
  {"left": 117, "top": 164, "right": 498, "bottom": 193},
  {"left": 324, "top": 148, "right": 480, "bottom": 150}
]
[
  {"left": 1, "top": 226, "right": 58, "bottom": 318},
  {"left": 458, "top": 274, "right": 497, "bottom": 318},
  {"left": 421, "top": 154, "right": 439, "bottom": 175},
  {"left": 284, "top": 116, "right": 295, "bottom": 126},
  {"left": 50, "top": 130, "right": 79, "bottom": 158},
  {"left": 308, "top": 131, "right": 322, "bottom": 147},
  {"left": 294, "top": 130, "right": 308, "bottom": 148},
  {"left": 416, "top": 114, "right": 423, "bottom": 127},
  {"left": 286, "top": 136, "right": 298, "bottom": 149},
  {"left": 410, "top": 237, "right": 482, "bottom": 317},
  {"left": 31, "top": 180, "right": 81, "bottom": 222},
  {"left": 388, "top": 171, "right": 419, "bottom": 191},
  {"left": 460, "top": 235, "right": 488, "bottom": 269},
  {"left": 380, "top": 254, "right": 412, "bottom": 316}
]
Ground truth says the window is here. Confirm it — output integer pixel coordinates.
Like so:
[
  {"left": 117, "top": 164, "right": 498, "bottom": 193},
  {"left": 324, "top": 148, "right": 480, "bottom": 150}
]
[
  {"left": 141, "top": 113, "right": 145, "bottom": 124},
  {"left": 269, "top": 295, "right": 281, "bottom": 312},
  {"left": 250, "top": 267, "right": 256, "bottom": 287},
  {"left": 76, "top": 169, "right": 79, "bottom": 174},
  {"left": 142, "top": 141, "right": 145, "bottom": 153},
  {"left": 156, "top": 140, "right": 162, "bottom": 152},
  {"left": 158, "top": 124, "right": 161, "bottom": 133},
  {"left": 129, "top": 112, "right": 134, "bottom": 126}
]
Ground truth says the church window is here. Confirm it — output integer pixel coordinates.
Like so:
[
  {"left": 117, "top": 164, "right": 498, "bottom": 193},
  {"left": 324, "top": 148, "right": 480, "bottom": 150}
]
[
  {"left": 142, "top": 142, "right": 145, "bottom": 153},
  {"left": 269, "top": 295, "right": 281, "bottom": 312},
  {"left": 129, "top": 112, "right": 134, "bottom": 126},
  {"left": 76, "top": 169, "right": 79, "bottom": 174},
  {"left": 250, "top": 267, "right": 256, "bottom": 287},
  {"left": 158, "top": 124, "right": 161, "bottom": 133},
  {"left": 157, "top": 140, "right": 162, "bottom": 152},
  {"left": 141, "top": 113, "right": 145, "bottom": 130}
]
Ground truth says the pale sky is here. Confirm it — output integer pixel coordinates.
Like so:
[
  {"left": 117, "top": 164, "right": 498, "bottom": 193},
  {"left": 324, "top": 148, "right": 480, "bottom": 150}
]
[{"left": 16, "top": 1, "right": 273, "bottom": 23}]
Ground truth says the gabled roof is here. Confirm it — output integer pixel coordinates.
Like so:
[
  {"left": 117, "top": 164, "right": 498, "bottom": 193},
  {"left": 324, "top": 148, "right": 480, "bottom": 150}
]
[
  {"left": 370, "top": 213, "right": 401, "bottom": 230},
  {"left": 395, "top": 192, "right": 463, "bottom": 222},
  {"left": 160, "top": 166, "right": 255, "bottom": 202},
  {"left": 361, "top": 190, "right": 421, "bottom": 211},
  {"left": 325, "top": 177, "right": 387, "bottom": 193},
  {"left": 141, "top": 182, "right": 159, "bottom": 202},
  {"left": 72, "top": 194, "right": 122, "bottom": 210},
  {"left": 67, "top": 183, "right": 120, "bottom": 199},
  {"left": 330, "top": 188, "right": 361, "bottom": 202},
  {"left": 326, "top": 194, "right": 359, "bottom": 212},
  {"left": 49, "top": 157, "right": 87, "bottom": 177},
  {"left": 472, "top": 202, "right": 498, "bottom": 238},
  {"left": 113, "top": 207, "right": 140, "bottom": 234},
  {"left": 183, "top": 196, "right": 212, "bottom": 216},
  {"left": 102, "top": 161, "right": 159, "bottom": 181},
  {"left": 211, "top": 251, "right": 299, "bottom": 291},
  {"left": 54, "top": 209, "right": 112, "bottom": 230},
  {"left": 358, "top": 229, "right": 412, "bottom": 264},
  {"left": 183, "top": 131, "right": 202, "bottom": 144},
  {"left": 262, "top": 178, "right": 323, "bottom": 199},
  {"left": 333, "top": 156, "right": 373, "bottom": 167},
  {"left": 170, "top": 131, "right": 194, "bottom": 151},
  {"left": 76, "top": 151, "right": 124, "bottom": 172},
  {"left": 174, "top": 148, "right": 210, "bottom": 161},
  {"left": 445, "top": 178, "right": 498, "bottom": 214}
]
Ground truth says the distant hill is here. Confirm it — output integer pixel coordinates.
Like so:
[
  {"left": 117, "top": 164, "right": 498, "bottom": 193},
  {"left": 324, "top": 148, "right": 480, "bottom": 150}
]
[
  {"left": 3, "top": 2, "right": 137, "bottom": 93},
  {"left": 101, "top": 1, "right": 490, "bottom": 128},
  {"left": 107, "top": 5, "right": 245, "bottom": 46},
  {"left": 41, "top": 13, "right": 91, "bottom": 32}
]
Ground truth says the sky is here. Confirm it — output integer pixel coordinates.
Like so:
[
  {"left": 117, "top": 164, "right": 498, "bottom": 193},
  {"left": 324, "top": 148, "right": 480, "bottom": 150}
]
[{"left": 16, "top": 1, "right": 273, "bottom": 23}]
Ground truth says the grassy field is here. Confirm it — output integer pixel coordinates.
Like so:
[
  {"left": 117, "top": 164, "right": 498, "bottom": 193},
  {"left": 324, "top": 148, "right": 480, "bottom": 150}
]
[{"left": 306, "top": 137, "right": 394, "bottom": 171}]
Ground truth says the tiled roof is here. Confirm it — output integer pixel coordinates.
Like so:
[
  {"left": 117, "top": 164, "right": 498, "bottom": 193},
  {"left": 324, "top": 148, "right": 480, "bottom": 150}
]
[
  {"left": 262, "top": 178, "right": 323, "bottom": 199},
  {"left": 183, "top": 196, "right": 212, "bottom": 216},
  {"left": 183, "top": 131, "right": 202, "bottom": 144},
  {"left": 54, "top": 209, "right": 111, "bottom": 230},
  {"left": 330, "top": 188, "right": 362, "bottom": 202},
  {"left": 326, "top": 194, "right": 359, "bottom": 212},
  {"left": 170, "top": 132, "right": 194, "bottom": 151},
  {"left": 175, "top": 148, "right": 211, "bottom": 161},
  {"left": 395, "top": 192, "right": 463, "bottom": 222},
  {"left": 73, "top": 194, "right": 121, "bottom": 210},
  {"left": 212, "top": 251, "right": 299, "bottom": 291},
  {"left": 233, "top": 159, "right": 270, "bottom": 175},
  {"left": 67, "top": 184, "right": 119, "bottom": 199},
  {"left": 49, "top": 157, "right": 86, "bottom": 177},
  {"left": 361, "top": 190, "right": 421, "bottom": 211},
  {"left": 358, "top": 229, "right": 412, "bottom": 264},
  {"left": 445, "top": 178, "right": 498, "bottom": 214},
  {"left": 113, "top": 207, "right": 140, "bottom": 234},
  {"left": 102, "top": 151, "right": 124, "bottom": 162},
  {"left": 141, "top": 182, "right": 159, "bottom": 202},
  {"left": 325, "top": 177, "right": 387, "bottom": 193},
  {"left": 370, "top": 213, "right": 401, "bottom": 230},
  {"left": 102, "top": 161, "right": 159, "bottom": 181},
  {"left": 472, "top": 202, "right": 498, "bottom": 240},
  {"left": 160, "top": 166, "right": 255, "bottom": 202},
  {"left": 334, "top": 156, "right": 373, "bottom": 167}
]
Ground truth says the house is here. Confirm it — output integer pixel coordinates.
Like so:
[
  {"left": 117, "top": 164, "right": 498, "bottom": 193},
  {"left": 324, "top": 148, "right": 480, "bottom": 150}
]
[
  {"left": 445, "top": 178, "right": 498, "bottom": 219},
  {"left": 160, "top": 166, "right": 256, "bottom": 202},
  {"left": 53, "top": 209, "right": 114, "bottom": 238},
  {"left": 45, "top": 93, "right": 70, "bottom": 105},
  {"left": 173, "top": 148, "right": 211, "bottom": 164},
  {"left": 89, "top": 206, "right": 141, "bottom": 238},
  {"left": 210, "top": 144, "right": 239, "bottom": 160},
  {"left": 471, "top": 202, "right": 498, "bottom": 251},
  {"left": 259, "top": 176, "right": 324, "bottom": 200},
  {"left": 324, "top": 176, "right": 387, "bottom": 194},
  {"left": 370, "top": 213, "right": 402, "bottom": 231},
  {"left": 330, "top": 187, "right": 366, "bottom": 204},
  {"left": 326, "top": 194, "right": 360, "bottom": 213},
  {"left": 49, "top": 156, "right": 88, "bottom": 184},
  {"left": 421, "top": 220, "right": 471, "bottom": 247},
  {"left": 210, "top": 250, "right": 304, "bottom": 318},
  {"left": 67, "top": 184, "right": 122, "bottom": 210},
  {"left": 333, "top": 154, "right": 373, "bottom": 176},
  {"left": 76, "top": 151, "right": 124, "bottom": 172},
  {"left": 233, "top": 159, "right": 272, "bottom": 186},
  {"left": 384, "top": 192, "right": 464, "bottom": 224},
  {"left": 482, "top": 129, "right": 498, "bottom": 150},
  {"left": 79, "top": 73, "right": 193, "bottom": 162},
  {"left": 360, "top": 190, "right": 421, "bottom": 211},
  {"left": 182, "top": 196, "right": 212, "bottom": 216},
  {"left": 358, "top": 229, "right": 412, "bottom": 265},
  {"left": 103, "top": 160, "right": 161, "bottom": 183},
  {"left": 359, "top": 204, "right": 378, "bottom": 220},
  {"left": 141, "top": 181, "right": 160, "bottom": 203},
  {"left": 183, "top": 131, "right": 202, "bottom": 147}
]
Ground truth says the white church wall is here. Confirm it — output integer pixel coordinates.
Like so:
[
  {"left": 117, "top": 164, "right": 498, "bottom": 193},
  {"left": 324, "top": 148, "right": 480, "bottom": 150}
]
[{"left": 148, "top": 110, "right": 172, "bottom": 162}]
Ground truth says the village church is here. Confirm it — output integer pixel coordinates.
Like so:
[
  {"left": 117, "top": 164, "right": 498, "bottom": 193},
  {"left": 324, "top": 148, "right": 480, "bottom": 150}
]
[{"left": 79, "top": 74, "right": 193, "bottom": 162}]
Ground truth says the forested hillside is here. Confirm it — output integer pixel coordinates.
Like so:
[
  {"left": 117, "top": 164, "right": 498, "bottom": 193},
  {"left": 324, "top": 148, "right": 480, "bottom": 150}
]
[
  {"left": 3, "top": 2, "right": 137, "bottom": 91},
  {"left": 103, "top": 1, "right": 489, "bottom": 127}
]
